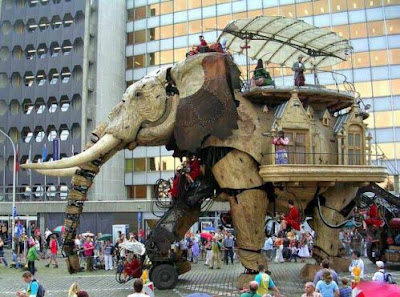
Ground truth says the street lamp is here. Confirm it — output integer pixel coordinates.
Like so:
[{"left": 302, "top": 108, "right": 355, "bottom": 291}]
[{"left": 0, "top": 130, "right": 16, "bottom": 250}]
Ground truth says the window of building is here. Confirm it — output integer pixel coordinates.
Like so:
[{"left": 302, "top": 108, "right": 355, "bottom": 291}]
[
  {"left": 49, "top": 69, "right": 59, "bottom": 84},
  {"left": 48, "top": 97, "right": 58, "bottom": 113},
  {"left": 296, "top": 2, "right": 312, "bottom": 17},
  {"left": 36, "top": 70, "right": 46, "bottom": 86},
  {"left": 313, "top": 0, "right": 329, "bottom": 15},
  {"left": 370, "top": 50, "right": 388, "bottom": 67},
  {"left": 60, "top": 95, "right": 70, "bottom": 111},
  {"left": 217, "top": 14, "right": 232, "bottom": 28},
  {"left": 37, "top": 43, "right": 48, "bottom": 58},
  {"left": 127, "top": 32, "right": 134, "bottom": 45},
  {"left": 160, "top": 1, "right": 173, "bottom": 14},
  {"left": 386, "top": 19, "right": 400, "bottom": 35},
  {"left": 134, "top": 158, "right": 146, "bottom": 172},
  {"left": 24, "top": 72, "right": 35, "bottom": 87},
  {"left": 348, "top": 124, "right": 363, "bottom": 165},
  {"left": 134, "top": 54, "right": 145, "bottom": 68},
  {"left": 134, "top": 30, "right": 146, "bottom": 44},
  {"left": 160, "top": 50, "right": 173, "bottom": 65},
  {"left": 25, "top": 45, "right": 36, "bottom": 60},
  {"left": 134, "top": 6, "right": 147, "bottom": 21},
  {"left": 285, "top": 130, "right": 308, "bottom": 165},
  {"left": 38, "top": 17, "right": 49, "bottom": 31},
  {"left": 389, "top": 49, "right": 400, "bottom": 64},
  {"left": 35, "top": 98, "right": 46, "bottom": 114},
  {"left": 125, "top": 159, "right": 133, "bottom": 172},
  {"left": 126, "top": 56, "right": 133, "bottom": 69},
  {"left": 159, "top": 25, "right": 173, "bottom": 39},
  {"left": 347, "top": 0, "right": 365, "bottom": 10},
  {"left": 22, "top": 99, "right": 34, "bottom": 115},
  {"left": 189, "top": 20, "right": 201, "bottom": 34},
  {"left": 63, "top": 13, "right": 74, "bottom": 27},
  {"left": 174, "top": 23, "right": 187, "bottom": 37},
  {"left": 368, "top": 21, "right": 385, "bottom": 37},
  {"left": 352, "top": 52, "right": 370, "bottom": 68},
  {"left": 61, "top": 67, "right": 71, "bottom": 83},
  {"left": 174, "top": 0, "right": 187, "bottom": 12},
  {"left": 148, "top": 3, "right": 159, "bottom": 17},
  {"left": 331, "top": 25, "right": 349, "bottom": 39},
  {"left": 62, "top": 40, "right": 73, "bottom": 55},
  {"left": 128, "top": 185, "right": 147, "bottom": 199},
  {"left": 331, "top": 0, "right": 348, "bottom": 12}
]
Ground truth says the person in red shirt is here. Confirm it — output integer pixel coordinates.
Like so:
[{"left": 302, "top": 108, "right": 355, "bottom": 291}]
[
  {"left": 45, "top": 235, "right": 58, "bottom": 268},
  {"left": 281, "top": 200, "right": 300, "bottom": 231},
  {"left": 364, "top": 203, "right": 384, "bottom": 228},
  {"left": 196, "top": 35, "right": 209, "bottom": 53},
  {"left": 83, "top": 237, "right": 94, "bottom": 271},
  {"left": 124, "top": 255, "right": 141, "bottom": 281}
]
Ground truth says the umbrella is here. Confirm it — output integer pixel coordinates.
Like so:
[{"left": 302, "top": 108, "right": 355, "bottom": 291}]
[
  {"left": 202, "top": 226, "right": 216, "bottom": 232},
  {"left": 97, "top": 233, "right": 112, "bottom": 241},
  {"left": 120, "top": 240, "right": 146, "bottom": 255},
  {"left": 354, "top": 281, "right": 400, "bottom": 297},
  {"left": 46, "top": 233, "right": 59, "bottom": 246},
  {"left": 53, "top": 225, "right": 65, "bottom": 232},
  {"left": 200, "top": 232, "right": 213, "bottom": 240},
  {"left": 82, "top": 232, "right": 95, "bottom": 237}
]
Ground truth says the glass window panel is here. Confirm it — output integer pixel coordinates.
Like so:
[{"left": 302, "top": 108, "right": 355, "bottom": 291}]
[
  {"left": 134, "top": 6, "right": 147, "bottom": 21},
  {"left": 134, "top": 158, "right": 146, "bottom": 171},
  {"left": 174, "top": 0, "right": 187, "bottom": 12},
  {"left": 248, "top": 9, "right": 262, "bottom": 18},
  {"left": 174, "top": 23, "right": 187, "bottom": 37},
  {"left": 373, "top": 80, "right": 390, "bottom": 97},
  {"left": 296, "top": 2, "right": 312, "bottom": 17},
  {"left": 355, "top": 134, "right": 361, "bottom": 146},
  {"left": 160, "top": 156, "right": 178, "bottom": 170},
  {"left": 313, "top": 0, "right": 329, "bottom": 15},
  {"left": 386, "top": 19, "right": 400, "bottom": 35},
  {"left": 134, "top": 54, "right": 145, "bottom": 68},
  {"left": 148, "top": 3, "right": 159, "bottom": 17},
  {"left": 174, "top": 47, "right": 187, "bottom": 63},
  {"left": 203, "top": 17, "right": 217, "bottom": 31},
  {"left": 370, "top": 50, "right": 388, "bottom": 67},
  {"left": 347, "top": 0, "right": 365, "bottom": 10},
  {"left": 127, "top": 32, "right": 134, "bottom": 45},
  {"left": 233, "top": 12, "right": 247, "bottom": 19},
  {"left": 354, "top": 82, "right": 373, "bottom": 97},
  {"left": 280, "top": 5, "right": 295, "bottom": 18},
  {"left": 366, "top": 0, "right": 381, "bottom": 7},
  {"left": 128, "top": 9, "right": 135, "bottom": 21},
  {"left": 350, "top": 23, "right": 367, "bottom": 39},
  {"left": 126, "top": 56, "right": 133, "bottom": 69},
  {"left": 135, "top": 185, "right": 147, "bottom": 198},
  {"left": 217, "top": 0, "right": 230, "bottom": 3},
  {"left": 368, "top": 21, "right": 385, "bottom": 37},
  {"left": 353, "top": 52, "right": 370, "bottom": 68},
  {"left": 374, "top": 111, "right": 393, "bottom": 128},
  {"left": 148, "top": 52, "right": 156, "bottom": 66},
  {"left": 217, "top": 14, "right": 232, "bottom": 28},
  {"left": 385, "top": 0, "right": 400, "bottom": 5},
  {"left": 134, "top": 30, "right": 146, "bottom": 44},
  {"left": 331, "top": 0, "right": 348, "bottom": 13},
  {"left": 203, "top": 0, "right": 216, "bottom": 6},
  {"left": 125, "top": 159, "right": 133, "bottom": 173},
  {"left": 160, "top": 25, "right": 173, "bottom": 39},
  {"left": 148, "top": 28, "right": 156, "bottom": 41},
  {"left": 331, "top": 25, "right": 349, "bottom": 39},
  {"left": 189, "top": 20, "right": 201, "bottom": 34},
  {"left": 160, "top": 49, "right": 173, "bottom": 64},
  {"left": 392, "top": 79, "right": 400, "bottom": 95},
  {"left": 348, "top": 134, "right": 354, "bottom": 146},
  {"left": 188, "top": 0, "right": 201, "bottom": 9},
  {"left": 161, "top": 1, "right": 173, "bottom": 14}
]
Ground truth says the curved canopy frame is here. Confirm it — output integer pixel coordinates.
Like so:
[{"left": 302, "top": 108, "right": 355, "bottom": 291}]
[{"left": 218, "top": 16, "right": 353, "bottom": 69}]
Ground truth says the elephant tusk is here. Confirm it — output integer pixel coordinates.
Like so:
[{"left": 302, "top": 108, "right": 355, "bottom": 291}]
[
  {"left": 33, "top": 167, "right": 79, "bottom": 177},
  {"left": 21, "top": 134, "right": 121, "bottom": 170}
]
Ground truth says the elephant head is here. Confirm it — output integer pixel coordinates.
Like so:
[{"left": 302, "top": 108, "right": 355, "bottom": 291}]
[{"left": 22, "top": 53, "right": 240, "bottom": 172}]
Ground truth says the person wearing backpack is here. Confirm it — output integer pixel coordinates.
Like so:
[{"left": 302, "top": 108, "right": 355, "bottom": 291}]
[
  {"left": 372, "top": 261, "right": 396, "bottom": 284},
  {"left": 16, "top": 271, "right": 45, "bottom": 297}
]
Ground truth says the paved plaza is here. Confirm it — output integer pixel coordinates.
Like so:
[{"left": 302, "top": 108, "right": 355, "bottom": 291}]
[{"left": 0, "top": 251, "right": 399, "bottom": 297}]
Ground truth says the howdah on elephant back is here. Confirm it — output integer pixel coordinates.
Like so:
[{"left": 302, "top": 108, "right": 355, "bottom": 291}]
[{"left": 22, "top": 51, "right": 387, "bottom": 289}]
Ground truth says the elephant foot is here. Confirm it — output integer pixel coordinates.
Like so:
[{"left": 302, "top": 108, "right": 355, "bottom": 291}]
[
  {"left": 312, "top": 246, "right": 351, "bottom": 273},
  {"left": 66, "top": 255, "right": 80, "bottom": 274},
  {"left": 237, "top": 248, "right": 268, "bottom": 272},
  {"left": 237, "top": 273, "right": 258, "bottom": 290}
]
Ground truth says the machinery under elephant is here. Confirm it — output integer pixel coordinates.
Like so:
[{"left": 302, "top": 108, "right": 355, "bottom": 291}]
[{"left": 22, "top": 52, "right": 387, "bottom": 289}]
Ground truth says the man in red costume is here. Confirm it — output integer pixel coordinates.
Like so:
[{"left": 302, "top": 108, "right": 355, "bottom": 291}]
[{"left": 282, "top": 199, "right": 300, "bottom": 231}]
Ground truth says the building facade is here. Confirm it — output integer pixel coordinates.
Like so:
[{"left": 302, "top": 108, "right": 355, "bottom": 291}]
[
  {"left": 125, "top": 0, "right": 400, "bottom": 187},
  {"left": 0, "top": 0, "right": 127, "bottom": 232}
]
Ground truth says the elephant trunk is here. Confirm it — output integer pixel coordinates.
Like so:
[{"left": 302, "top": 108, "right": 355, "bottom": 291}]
[{"left": 21, "top": 134, "right": 121, "bottom": 170}]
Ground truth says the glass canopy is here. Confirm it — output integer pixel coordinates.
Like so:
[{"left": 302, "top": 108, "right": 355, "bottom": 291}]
[{"left": 218, "top": 16, "right": 353, "bottom": 68}]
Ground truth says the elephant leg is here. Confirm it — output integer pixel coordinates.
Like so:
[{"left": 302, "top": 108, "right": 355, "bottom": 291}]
[
  {"left": 308, "top": 183, "right": 358, "bottom": 273},
  {"left": 211, "top": 149, "right": 268, "bottom": 288}
]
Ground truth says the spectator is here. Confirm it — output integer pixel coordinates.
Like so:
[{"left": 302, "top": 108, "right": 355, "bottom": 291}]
[
  {"left": 27, "top": 241, "right": 39, "bottom": 275},
  {"left": 127, "top": 278, "right": 148, "bottom": 297},
  {"left": 315, "top": 269, "right": 339, "bottom": 297},
  {"left": 302, "top": 282, "right": 322, "bottom": 297},
  {"left": 240, "top": 281, "right": 262, "bottom": 297},
  {"left": 104, "top": 240, "right": 114, "bottom": 271},
  {"left": 83, "top": 237, "right": 94, "bottom": 271},
  {"left": 15, "top": 271, "right": 39, "bottom": 297},
  {"left": 250, "top": 59, "right": 274, "bottom": 88},
  {"left": 372, "top": 261, "right": 386, "bottom": 282},
  {"left": 349, "top": 250, "right": 364, "bottom": 280},
  {"left": 77, "top": 291, "right": 89, "bottom": 297},
  {"left": 0, "top": 237, "right": 8, "bottom": 267},
  {"left": 254, "top": 264, "right": 280, "bottom": 296},
  {"left": 313, "top": 259, "right": 339, "bottom": 285},
  {"left": 45, "top": 235, "right": 58, "bottom": 268},
  {"left": 68, "top": 282, "right": 80, "bottom": 297},
  {"left": 223, "top": 232, "right": 234, "bottom": 265},
  {"left": 338, "top": 277, "right": 352, "bottom": 297},
  {"left": 262, "top": 235, "right": 274, "bottom": 260},
  {"left": 209, "top": 237, "right": 221, "bottom": 269}
]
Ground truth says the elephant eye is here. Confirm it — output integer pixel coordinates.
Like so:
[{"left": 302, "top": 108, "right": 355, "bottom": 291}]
[{"left": 136, "top": 92, "right": 141, "bottom": 97}]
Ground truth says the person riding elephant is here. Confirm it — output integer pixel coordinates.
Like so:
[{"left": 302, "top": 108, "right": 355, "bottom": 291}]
[{"left": 250, "top": 59, "right": 275, "bottom": 88}]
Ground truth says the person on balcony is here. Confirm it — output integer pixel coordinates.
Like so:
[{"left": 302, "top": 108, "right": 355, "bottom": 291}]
[
  {"left": 250, "top": 59, "right": 275, "bottom": 88},
  {"left": 271, "top": 130, "right": 289, "bottom": 164},
  {"left": 281, "top": 200, "right": 300, "bottom": 231},
  {"left": 196, "top": 35, "right": 209, "bottom": 53},
  {"left": 292, "top": 54, "right": 306, "bottom": 86}
]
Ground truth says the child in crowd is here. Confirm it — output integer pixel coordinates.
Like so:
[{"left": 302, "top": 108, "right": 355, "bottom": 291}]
[{"left": 339, "top": 277, "right": 352, "bottom": 297}]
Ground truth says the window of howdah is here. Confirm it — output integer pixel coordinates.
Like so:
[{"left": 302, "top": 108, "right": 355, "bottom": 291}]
[
  {"left": 285, "top": 130, "right": 308, "bottom": 164},
  {"left": 348, "top": 124, "right": 363, "bottom": 165}
]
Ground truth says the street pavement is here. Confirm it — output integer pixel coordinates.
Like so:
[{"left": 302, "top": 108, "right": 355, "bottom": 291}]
[{"left": 0, "top": 250, "right": 399, "bottom": 297}]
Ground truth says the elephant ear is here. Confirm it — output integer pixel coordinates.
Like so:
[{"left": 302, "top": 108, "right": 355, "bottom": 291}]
[{"left": 172, "top": 54, "right": 240, "bottom": 153}]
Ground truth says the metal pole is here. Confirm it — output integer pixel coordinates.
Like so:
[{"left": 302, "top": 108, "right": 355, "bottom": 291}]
[{"left": 0, "top": 130, "right": 16, "bottom": 251}]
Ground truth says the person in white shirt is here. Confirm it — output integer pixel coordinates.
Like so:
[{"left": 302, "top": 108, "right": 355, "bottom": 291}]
[
  {"left": 127, "top": 279, "right": 148, "bottom": 297},
  {"left": 44, "top": 228, "right": 52, "bottom": 240},
  {"left": 372, "top": 261, "right": 386, "bottom": 282},
  {"left": 348, "top": 250, "right": 364, "bottom": 279}
]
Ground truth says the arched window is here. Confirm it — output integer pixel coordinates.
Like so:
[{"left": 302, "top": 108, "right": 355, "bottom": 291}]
[{"left": 348, "top": 124, "right": 363, "bottom": 165}]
